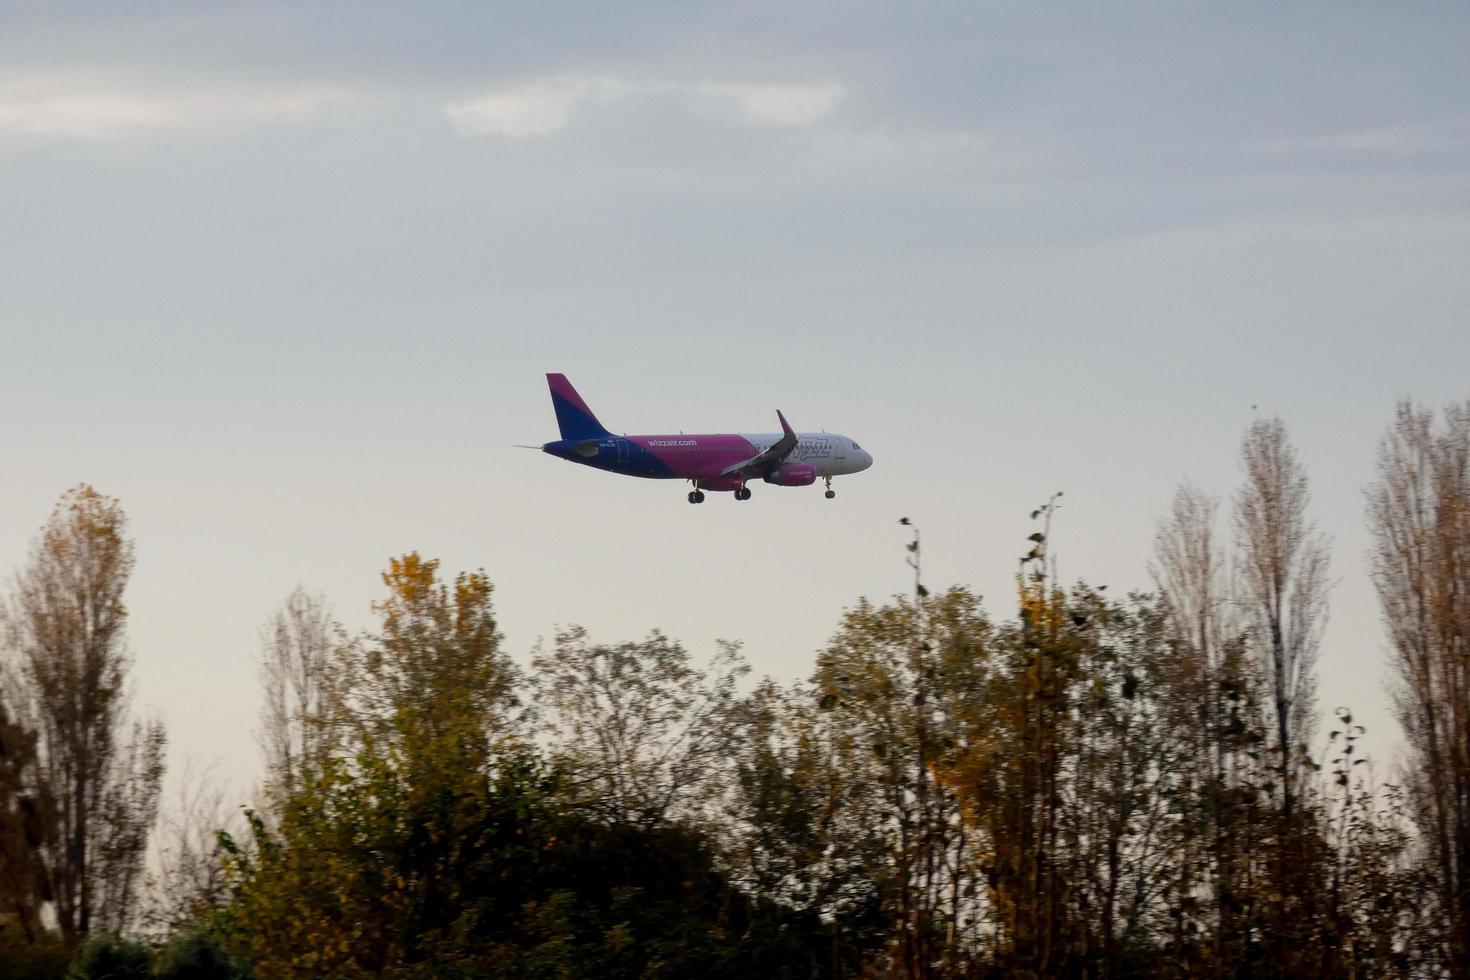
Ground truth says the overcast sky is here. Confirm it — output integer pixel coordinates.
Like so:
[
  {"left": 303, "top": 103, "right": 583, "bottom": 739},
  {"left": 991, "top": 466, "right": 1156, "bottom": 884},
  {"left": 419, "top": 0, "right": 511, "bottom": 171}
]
[{"left": 3, "top": 2, "right": 1468, "bottom": 800}]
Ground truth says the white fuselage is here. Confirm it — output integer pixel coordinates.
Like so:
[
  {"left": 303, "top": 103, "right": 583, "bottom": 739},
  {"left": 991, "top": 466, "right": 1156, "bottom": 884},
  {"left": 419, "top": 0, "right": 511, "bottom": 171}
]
[{"left": 740, "top": 432, "right": 873, "bottom": 477}]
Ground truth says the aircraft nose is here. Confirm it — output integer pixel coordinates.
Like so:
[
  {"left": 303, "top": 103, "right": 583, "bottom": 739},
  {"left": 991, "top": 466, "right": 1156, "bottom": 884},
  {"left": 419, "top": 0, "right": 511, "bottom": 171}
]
[{"left": 860, "top": 449, "right": 874, "bottom": 471}]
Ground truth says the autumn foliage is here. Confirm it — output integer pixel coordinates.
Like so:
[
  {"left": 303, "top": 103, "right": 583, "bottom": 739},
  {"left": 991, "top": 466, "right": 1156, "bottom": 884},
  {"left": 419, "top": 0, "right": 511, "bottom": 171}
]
[{"left": 2, "top": 403, "right": 1468, "bottom": 977}]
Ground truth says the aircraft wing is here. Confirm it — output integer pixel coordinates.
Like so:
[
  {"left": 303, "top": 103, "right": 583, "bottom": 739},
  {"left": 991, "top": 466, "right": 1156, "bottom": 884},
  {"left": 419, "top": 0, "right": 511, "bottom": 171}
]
[{"left": 721, "top": 410, "right": 798, "bottom": 477}]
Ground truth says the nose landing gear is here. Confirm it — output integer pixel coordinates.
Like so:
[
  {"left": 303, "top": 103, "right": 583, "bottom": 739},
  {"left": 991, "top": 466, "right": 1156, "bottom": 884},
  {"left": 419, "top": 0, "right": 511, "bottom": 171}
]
[{"left": 824, "top": 476, "right": 836, "bottom": 500}]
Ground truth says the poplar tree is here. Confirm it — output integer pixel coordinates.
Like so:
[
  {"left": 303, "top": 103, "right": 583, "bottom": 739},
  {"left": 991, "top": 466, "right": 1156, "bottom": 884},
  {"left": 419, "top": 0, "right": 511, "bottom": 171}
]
[
  {"left": 1368, "top": 401, "right": 1470, "bottom": 973},
  {"left": 258, "top": 588, "right": 338, "bottom": 813},
  {"left": 1, "top": 485, "right": 165, "bottom": 941},
  {"left": 1152, "top": 483, "right": 1260, "bottom": 970},
  {"left": 1234, "top": 418, "right": 1329, "bottom": 820}
]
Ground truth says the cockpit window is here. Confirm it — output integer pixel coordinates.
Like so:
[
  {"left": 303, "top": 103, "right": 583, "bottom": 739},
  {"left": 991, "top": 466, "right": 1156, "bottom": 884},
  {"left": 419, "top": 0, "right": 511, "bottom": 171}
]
[{"left": 851, "top": 442, "right": 861, "bottom": 450}]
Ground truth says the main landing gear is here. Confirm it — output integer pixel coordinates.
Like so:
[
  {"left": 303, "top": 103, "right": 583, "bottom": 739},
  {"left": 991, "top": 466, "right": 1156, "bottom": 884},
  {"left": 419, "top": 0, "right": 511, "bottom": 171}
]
[
  {"left": 824, "top": 476, "right": 836, "bottom": 500},
  {"left": 735, "top": 487, "right": 752, "bottom": 501},
  {"left": 686, "top": 489, "right": 706, "bottom": 504}
]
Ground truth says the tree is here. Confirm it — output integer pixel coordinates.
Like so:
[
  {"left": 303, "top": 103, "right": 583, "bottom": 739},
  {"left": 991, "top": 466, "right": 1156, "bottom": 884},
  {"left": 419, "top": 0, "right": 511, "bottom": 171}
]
[
  {"left": 1151, "top": 482, "right": 1262, "bottom": 972},
  {"left": 1, "top": 485, "right": 166, "bottom": 941},
  {"left": 1368, "top": 400, "right": 1470, "bottom": 974},
  {"left": 258, "top": 587, "right": 338, "bottom": 814},
  {"left": 219, "top": 556, "right": 822, "bottom": 978},
  {"left": 957, "top": 500, "right": 1081, "bottom": 977},
  {"left": 346, "top": 553, "right": 519, "bottom": 758},
  {"left": 946, "top": 580, "right": 1179, "bottom": 977},
  {"left": 151, "top": 927, "right": 250, "bottom": 979},
  {"left": 531, "top": 628, "right": 746, "bottom": 829},
  {"left": 1234, "top": 418, "right": 1329, "bottom": 820},
  {"left": 1051, "top": 590, "right": 1191, "bottom": 977},
  {"left": 141, "top": 764, "right": 239, "bottom": 938},
  {"left": 816, "top": 586, "right": 991, "bottom": 977},
  {"left": 62, "top": 932, "right": 150, "bottom": 979},
  {"left": 0, "top": 702, "right": 46, "bottom": 945},
  {"left": 724, "top": 677, "right": 890, "bottom": 975},
  {"left": 218, "top": 554, "right": 523, "bottom": 975},
  {"left": 1317, "top": 713, "right": 1432, "bottom": 976}
]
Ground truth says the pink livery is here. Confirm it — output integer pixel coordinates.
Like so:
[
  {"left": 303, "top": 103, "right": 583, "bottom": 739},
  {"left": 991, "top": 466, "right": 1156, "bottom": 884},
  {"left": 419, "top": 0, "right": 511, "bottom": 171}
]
[{"left": 537, "top": 374, "right": 873, "bottom": 503}]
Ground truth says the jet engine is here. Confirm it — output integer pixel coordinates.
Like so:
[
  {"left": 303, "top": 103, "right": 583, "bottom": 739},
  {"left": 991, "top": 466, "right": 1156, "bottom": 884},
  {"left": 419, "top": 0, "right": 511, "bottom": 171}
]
[{"left": 763, "top": 463, "right": 817, "bottom": 487}]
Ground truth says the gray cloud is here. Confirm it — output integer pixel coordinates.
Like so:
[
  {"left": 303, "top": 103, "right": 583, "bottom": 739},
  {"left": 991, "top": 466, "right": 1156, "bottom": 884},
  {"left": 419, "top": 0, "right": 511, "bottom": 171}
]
[
  {"left": 444, "top": 75, "right": 844, "bottom": 138},
  {"left": 0, "top": 80, "right": 351, "bottom": 141}
]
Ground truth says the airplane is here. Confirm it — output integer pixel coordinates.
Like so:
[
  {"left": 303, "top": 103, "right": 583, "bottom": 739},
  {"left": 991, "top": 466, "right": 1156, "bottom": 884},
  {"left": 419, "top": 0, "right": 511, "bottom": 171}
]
[{"left": 535, "top": 374, "right": 873, "bottom": 504}]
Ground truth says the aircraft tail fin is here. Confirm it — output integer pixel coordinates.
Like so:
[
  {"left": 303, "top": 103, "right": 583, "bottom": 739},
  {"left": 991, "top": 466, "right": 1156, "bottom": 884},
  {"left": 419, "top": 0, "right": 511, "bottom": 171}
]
[{"left": 547, "top": 374, "right": 612, "bottom": 441}]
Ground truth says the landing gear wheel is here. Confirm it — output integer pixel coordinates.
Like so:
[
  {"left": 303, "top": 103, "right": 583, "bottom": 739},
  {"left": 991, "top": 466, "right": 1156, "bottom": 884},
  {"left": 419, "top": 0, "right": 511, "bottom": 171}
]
[
  {"left": 825, "top": 489, "right": 836, "bottom": 499},
  {"left": 735, "top": 487, "right": 751, "bottom": 501},
  {"left": 694, "top": 490, "right": 706, "bottom": 504},
  {"left": 824, "top": 476, "right": 835, "bottom": 500},
  {"left": 687, "top": 491, "right": 698, "bottom": 504}
]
